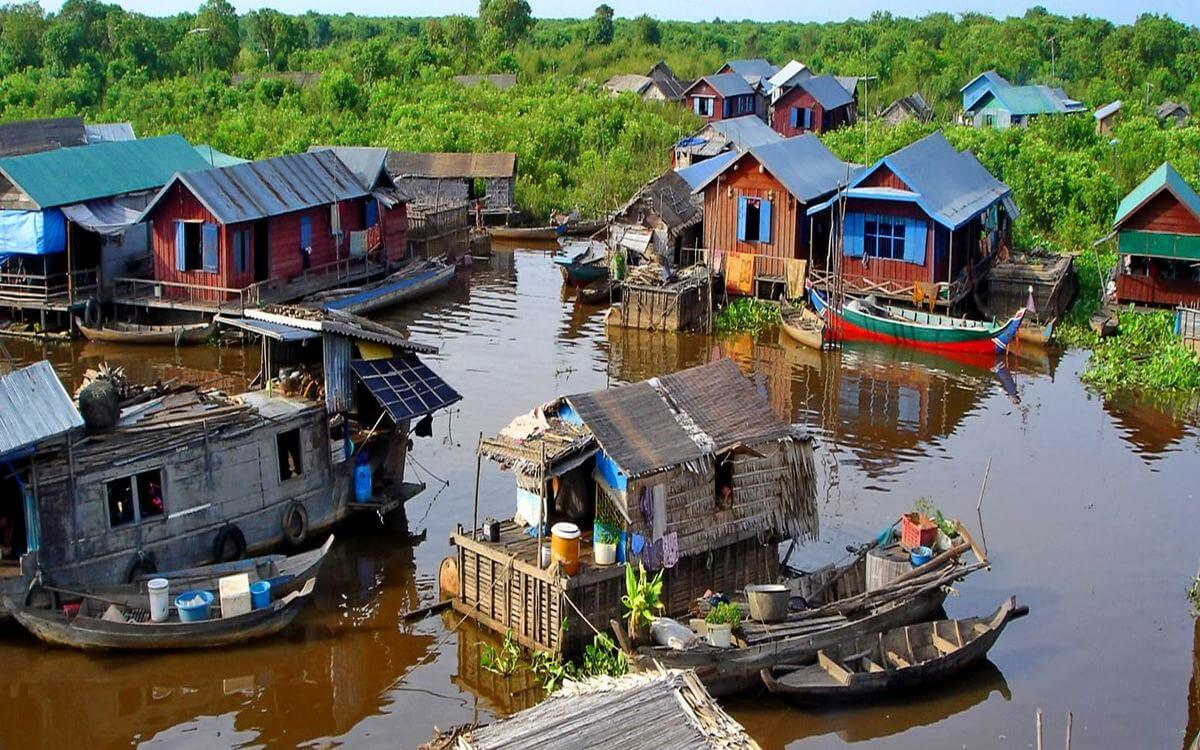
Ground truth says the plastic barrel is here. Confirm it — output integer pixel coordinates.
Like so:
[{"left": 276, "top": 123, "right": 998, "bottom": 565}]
[
  {"left": 550, "top": 522, "right": 581, "bottom": 575},
  {"left": 147, "top": 578, "right": 170, "bottom": 623}
]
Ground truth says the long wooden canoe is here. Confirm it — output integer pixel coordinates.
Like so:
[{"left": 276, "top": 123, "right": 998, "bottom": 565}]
[
  {"left": 780, "top": 301, "right": 828, "bottom": 350},
  {"left": 75, "top": 318, "right": 215, "bottom": 346},
  {"left": 554, "top": 241, "right": 609, "bottom": 286},
  {"left": 1017, "top": 317, "right": 1056, "bottom": 346},
  {"left": 760, "top": 596, "right": 1028, "bottom": 704},
  {"left": 810, "top": 284, "right": 1025, "bottom": 355},
  {"left": 320, "top": 259, "right": 455, "bottom": 315},
  {"left": 490, "top": 220, "right": 604, "bottom": 241},
  {"left": 577, "top": 278, "right": 618, "bottom": 305}
]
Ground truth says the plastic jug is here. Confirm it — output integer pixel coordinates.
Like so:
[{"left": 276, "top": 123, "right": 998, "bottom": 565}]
[
  {"left": 354, "top": 458, "right": 372, "bottom": 503},
  {"left": 147, "top": 578, "right": 169, "bottom": 622}
]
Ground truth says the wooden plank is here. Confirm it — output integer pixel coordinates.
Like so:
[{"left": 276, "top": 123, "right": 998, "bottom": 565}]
[
  {"left": 863, "top": 657, "right": 886, "bottom": 673},
  {"left": 886, "top": 650, "right": 910, "bottom": 669},
  {"left": 932, "top": 631, "right": 958, "bottom": 655},
  {"left": 817, "top": 650, "right": 853, "bottom": 686}
]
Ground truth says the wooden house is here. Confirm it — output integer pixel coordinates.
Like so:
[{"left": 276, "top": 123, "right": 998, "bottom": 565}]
[
  {"left": 451, "top": 358, "right": 818, "bottom": 656},
  {"left": 132, "top": 150, "right": 407, "bottom": 313},
  {"left": 1157, "top": 100, "right": 1191, "bottom": 128},
  {"left": 604, "top": 74, "right": 674, "bottom": 102},
  {"left": 766, "top": 60, "right": 811, "bottom": 103},
  {"left": 646, "top": 60, "right": 689, "bottom": 101},
  {"left": 961, "top": 70, "right": 1086, "bottom": 129},
  {"left": 0, "top": 134, "right": 210, "bottom": 327},
  {"left": 688, "top": 135, "right": 860, "bottom": 296},
  {"left": 1110, "top": 162, "right": 1200, "bottom": 308},
  {"left": 1094, "top": 100, "right": 1122, "bottom": 135},
  {"left": 771, "top": 75, "right": 857, "bottom": 136},
  {"left": 717, "top": 59, "right": 779, "bottom": 94},
  {"left": 878, "top": 93, "right": 934, "bottom": 126},
  {"left": 386, "top": 151, "right": 516, "bottom": 217},
  {"left": 681, "top": 74, "right": 763, "bottom": 124},
  {"left": 672, "top": 115, "right": 781, "bottom": 169},
  {"left": 608, "top": 168, "right": 703, "bottom": 263},
  {"left": 807, "top": 131, "right": 1016, "bottom": 307}
]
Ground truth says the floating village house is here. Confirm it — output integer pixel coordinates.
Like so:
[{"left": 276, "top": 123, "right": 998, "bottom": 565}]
[
  {"left": 604, "top": 74, "right": 675, "bottom": 102},
  {"left": 960, "top": 70, "right": 1087, "bottom": 129},
  {"left": 766, "top": 60, "right": 811, "bottom": 103},
  {"left": 717, "top": 59, "right": 779, "bottom": 94},
  {"left": 688, "top": 135, "right": 860, "bottom": 296},
  {"left": 672, "top": 115, "right": 781, "bottom": 169},
  {"left": 608, "top": 168, "right": 703, "bottom": 261},
  {"left": 1157, "top": 100, "right": 1191, "bottom": 128},
  {"left": 386, "top": 151, "right": 516, "bottom": 217},
  {"left": 807, "top": 132, "right": 1016, "bottom": 307},
  {"left": 1109, "top": 162, "right": 1200, "bottom": 308},
  {"left": 770, "top": 74, "right": 858, "bottom": 137},
  {"left": 0, "top": 134, "right": 210, "bottom": 328},
  {"left": 681, "top": 74, "right": 763, "bottom": 125},
  {"left": 878, "top": 93, "right": 935, "bottom": 126},
  {"left": 450, "top": 358, "right": 818, "bottom": 656},
  {"left": 0, "top": 309, "right": 459, "bottom": 605},
  {"left": 126, "top": 150, "right": 407, "bottom": 315},
  {"left": 1094, "top": 100, "right": 1122, "bottom": 135},
  {"left": 646, "top": 60, "right": 690, "bottom": 101}
]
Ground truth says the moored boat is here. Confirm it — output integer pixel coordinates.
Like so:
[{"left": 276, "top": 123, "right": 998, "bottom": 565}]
[
  {"left": 577, "top": 277, "right": 618, "bottom": 305},
  {"left": 554, "top": 241, "right": 609, "bottom": 286},
  {"left": 319, "top": 258, "right": 455, "bottom": 315},
  {"left": 780, "top": 301, "right": 829, "bottom": 350},
  {"left": 490, "top": 219, "right": 605, "bottom": 242},
  {"left": 75, "top": 318, "right": 215, "bottom": 346},
  {"left": 760, "top": 596, "right": 1028, "bottom": 704},
  {"left": 810, "top": 284, "right": 1025, "bottom": 355},
  {"left": 1018, "top": 316, "right": 1056, "bottom": 346}
]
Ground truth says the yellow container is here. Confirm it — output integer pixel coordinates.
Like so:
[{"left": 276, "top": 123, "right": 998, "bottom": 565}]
[{"left": 550, "top": 522, "right": 581, "bottom": 575}]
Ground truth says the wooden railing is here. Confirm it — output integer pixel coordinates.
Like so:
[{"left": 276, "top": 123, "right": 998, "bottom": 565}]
[
  {"left": 0, "top": 268, "right": 97, "bottom": 304},
  {"left": 113, "top": 277, "right": 260, "bottom": 312}
]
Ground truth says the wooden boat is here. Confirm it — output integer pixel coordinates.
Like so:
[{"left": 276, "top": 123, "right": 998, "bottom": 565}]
[
  {"left": 1018, "top": 316, "right": 1056, "bottom": 346},
  {"left": 809, "top": 284, "right": 1025, "bottom": 355},
  {"left": 490, "top": 219, "right": 604, "bottom": 241},
  {"left": 1090, "top": 308, "right": 1118, "bottom": 337},
  {"left": 10, "top": 577, "right": 316, "bottom": 651},
  {"left": 577, "top": 278, "right": 618, "bottom": 305},
  {"left": 554, "top": 241, "right": 609, "bottom": 286},
  {"left": 321, "top": 259, "right": 455, "bottom": 315},
  {"left": 760, "top": 596, "right": 1029, "bottom": 704},
  {"left": 75, "top": 318, "right": 215, "bottom": 346},
  {"left": 633, "top": 551, "right": 986, "bottom": 698},
  {"left": 780, "top": 301, "right": 829, "bottom": 350}
]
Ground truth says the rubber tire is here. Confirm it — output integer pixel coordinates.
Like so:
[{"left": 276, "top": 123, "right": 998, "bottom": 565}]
[
  {"left": 282, "top": 502, "right": 309, "bottom": 548},
  {"left": 82, "top": 297, "right": 101, "bottom": 327},
  {"left": 126, "top": 551, "right": 158, "bottom": 583},
  {"left": 212, "top": 525, "right": 247, "bottom": 563}
]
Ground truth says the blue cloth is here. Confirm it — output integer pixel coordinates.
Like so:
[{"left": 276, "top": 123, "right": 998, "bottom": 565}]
[{"left": 0, "top": 209, "right": 66, "bottom": 255}]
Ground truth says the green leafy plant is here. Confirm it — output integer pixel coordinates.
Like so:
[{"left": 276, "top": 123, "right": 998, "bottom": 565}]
[
  {"left": 715, "top": 298, "right": 781, "bottom": 336},
  {"left": 529, "top": 650, "right": 570, "bottom": 692},
  {"left": 621, "top": 562, "right": 664, "bottom": 638},
  {"left": 528, "top": 633, "right": 627, "bottom": 692},
  {"left": 595, "top": 525, "right": 620, "bottom": 546},
  {"left": 479, "top": 630, "right": 522, "bottom": 676},
  {"left": 705, "top": 601, "right": 742, "bottom": 628}
]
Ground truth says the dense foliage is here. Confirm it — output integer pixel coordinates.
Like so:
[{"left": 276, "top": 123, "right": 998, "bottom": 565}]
[
  {"left": 715, "top": 298, "right": 781, "bottom": 336},
  {"left": 1081, "top": 310, "right": 1200, "bottom": 393}
]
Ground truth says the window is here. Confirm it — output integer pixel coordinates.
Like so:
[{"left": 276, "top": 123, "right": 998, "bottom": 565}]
[
  {"left": 864, "top": 215, "right": 906, "bottom": 260},
  {"left": 277, "top": 429, "right": 303, "bottom": 481},
  {"left": 107, "top": 469, "right": 165, "bottom": 528},
  {"left": 174, "top": 221, "right": 218, "bottom": 273},
  {"left": 693, "top": 96, "right": 714, "bottom": 117},
  {"left": 844, "top": 213, "right": 926, "bottom": 264},
  {"left": 299, "top": 215, "right": 313, "bottom": 270},
  {"left": 736, "top": 196, "right": 772, "bottom": 244},
  {"left": 714, "top": 454, "right": 734, "bottom": 509},
  {"left": 791, "top": 107, "right": 813, "bottom": 130}
]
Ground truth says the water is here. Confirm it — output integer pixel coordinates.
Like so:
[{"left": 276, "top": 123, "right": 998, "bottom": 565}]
[{"left": 1, "top": 248, "right": 1197, "bottom": 749}]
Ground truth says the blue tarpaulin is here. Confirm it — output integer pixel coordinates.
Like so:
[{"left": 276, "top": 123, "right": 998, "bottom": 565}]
[{"left": 0, "top": 209, "right": 66, "bottom": 255}]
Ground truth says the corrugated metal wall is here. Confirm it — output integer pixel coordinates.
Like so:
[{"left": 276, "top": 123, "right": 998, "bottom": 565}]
[{"left": 323, "top": 333, "right": 353, "bottom": 414}]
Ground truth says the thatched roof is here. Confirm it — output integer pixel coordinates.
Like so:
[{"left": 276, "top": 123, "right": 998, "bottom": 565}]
[{"left": 611, "top": 169, "right": 703, "bottom": 236}]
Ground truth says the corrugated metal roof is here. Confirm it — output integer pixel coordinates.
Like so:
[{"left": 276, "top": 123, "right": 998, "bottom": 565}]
[
  {"left": 1113, "top": 162, "right": 1200, "bottom": 229},
  {"left": 387, "top": 151, "right": 516, "bottom": 179},
  {"left": 146, "top": 150, "right": 370, "bottom": 225},
  {"left": 688, "top": 135, "right": 859, "bottom": 204},
  {"left": 605, "top": 74, "right": 654, "bottom": 95},
  {"left": 452, "top": 74, "right": 516, "bottom": 90},
  {"left": 1157, "top": 100, "right": 1191, "bottom": 119},
  {"left": 84, "top": 122, "right": 136, "bottom": 143},
  {"left": 769, "top": 60, "right": 810, "bottom": 90},
  {"left": 0, "top": 134, "right": 209, "bottom": 209},
  {"left": 707, "top": 116, "right": 782, "bottom": 150},
  {"left": 243, "top": 307, "right": 437, "bottom": 354},
  {"left": 835, "top": 76, "right": 860, "bottom": 96},
  {"left": 0, "top": 117, "right": 85, "bottom": 157},
  {"left": 213, "top": 314, "right": 321, "bottom": 342},
  {"left": 677, "top": 151, "right": 738, "bottom": 191},
  {"left": 1094, "top": 100, "right": 1122, "bottom": 121},
  {"left": 0, "top": 360, "right": 83, "bottom": 459},
  {"left": 723, "top": 59, "right": 779, "bottom": 81},
  {"left": 800, "top": 75, "right": 854, "bottom": 110},
  {"left": 695, "top": 73, "right": 756, "bottom": 98},
  {"left": 195, "top": 144, "right": 249, "bottom": 168},
  {"left": 308, "top": 146, "right": 391, "bottom": 190}
]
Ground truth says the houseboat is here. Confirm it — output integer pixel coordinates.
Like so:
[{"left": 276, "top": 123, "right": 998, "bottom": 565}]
[
  {"left": 0, "top": 308, "right": 459, "bottom": 614},
  {"left": 1108, "top": 162, "right": 1200, "bottom": 308},
  {"left": 445, "top": 358, "right": 818, "bottom": 657},
  {"left": 807, "top": 131, "right": 1016, "bottom": 308},
  {"left": 960, "top": 70, "right": 1087, "bottom": 129}
]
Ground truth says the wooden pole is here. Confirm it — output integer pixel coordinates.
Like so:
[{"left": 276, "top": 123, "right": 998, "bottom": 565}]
[
  {"left": 66, "top": 221, "right": 74, "bottom": 308},
  {"left": 471, "top": 431, "right": 482, "bottom": 539},
  {"left": 1065, "top": 711, "right": 1072, "bottom": 750},
  {"left": 976, "top": 457, "right": 992, "bottom": 511},
  {"left": 1036, "top": 708, "right": 1044, "bottom": 750}
]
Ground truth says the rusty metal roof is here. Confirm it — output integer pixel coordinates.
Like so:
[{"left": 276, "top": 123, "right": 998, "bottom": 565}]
[
  {"left": 0, "top": 117, "right": 86, "bottom": 157},
  {"left": 0, "top": 361, "right": 83, "bottom": 459},
  {"left": 387, "top": 151, "right": 516, "bottom": 179},
  {"left": 141, "top": 150, "right": 370, "bottom": 225}
]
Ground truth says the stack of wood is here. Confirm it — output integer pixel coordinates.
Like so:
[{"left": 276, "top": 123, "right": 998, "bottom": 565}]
[{"left": 272, "top": 363, "right": 325, "bottom": 402}]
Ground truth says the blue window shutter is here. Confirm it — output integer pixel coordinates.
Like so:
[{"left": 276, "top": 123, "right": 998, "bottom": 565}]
[
  {"left": 790, "top": 107, "right": 799, "bottom": 128},
  {"left": 844, "top": 213, "right": 865, "bottom": 257},
  {"left": 804, "top": 108, "right": 812, "bottom": 129},
  {"left": 366, "top": 200, "right": 378, "bottom": 228},
  {"left": 759, "top": 199, "right": 772, "bottom": 244},
  {"left": 202, "top": 223, "right": 219, "bottom": 272},
  {"left": 905, "top": 218, "right": 928, "bottom": 265},
  {"left": 174, "top": 221, "right": 186, "bottom": 271},
  {"left": 736, "top": 197, "right": 747, "bottom": 242},
  {"left": 300, "top": 215, "right": 312, "bottom": 249},
  {"left": 723, "top": 98, "right": 731, "bottom": 118}
]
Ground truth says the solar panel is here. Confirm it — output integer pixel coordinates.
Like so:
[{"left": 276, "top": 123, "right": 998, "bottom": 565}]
[{"left": 351, "top": 355, "right": 461, "bottom": 423}]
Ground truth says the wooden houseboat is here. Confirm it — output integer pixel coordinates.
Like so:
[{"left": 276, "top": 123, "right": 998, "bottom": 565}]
[
  {"left": 0, "top": 310, "right": 459, "bottom": 613},
  {"left": 447, "top": 358, "right": 818, "bottom": 657},
  {"left": 690, "top": 134, "right": 861, "bottom": 297},
  {"left": 807, "top": 131, "right": 1016, "bottom": 308},
  {"left": 770, "top": 75, "right": 857, "bottom": 136},
  {"left": 681, "top": 74, "right": 763, "bottom": 125},
  {"left": 114, "top": 150, "right": 408, "bottom": 317},
  {"left": 0, "top": 134, "right": 210, "bottom": 330},
  {"left": 1109, "top": 162, "right": 1200, "bottom": 308},
  {"left": 608, "top": 168, "right": 703, "bottom": 265},
  {"left": 387, "top": 151, "right": 516, "bottom": 220}
]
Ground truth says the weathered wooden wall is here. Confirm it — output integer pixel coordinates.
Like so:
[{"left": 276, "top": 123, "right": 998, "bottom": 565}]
[
  {"left": 1123, "top": 191, "right": 1200, "bottom": 234},
  {"left": 701, "top": 153, "right": 803, "bottom": 279}
]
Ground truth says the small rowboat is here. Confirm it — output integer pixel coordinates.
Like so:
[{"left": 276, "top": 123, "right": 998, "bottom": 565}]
[
  {"left": 75, "top": 318, "right": 215, "bottom": 346},
  {"left": 1018, "top": 317, "right": 1056, "bottom": 346},
  {"left": 554, "top": 241, "right": 609, "bottom": 286},
  {"left": 780, "top": 301, "right": 829, "bottom": 350},
  {"left": 760, "top": 597, "right": 1029, "bottom": 704},
  {"left": 809, "top": 284, "right": 1025, "bottom": 355},
  {"left": 320, "top": 259, "right": 455, "bottom": 315},
  {"left": 577, "top": 278, "right": 618, "bottom": 305},
  {"left": 490, "top": 219, "right": 605, "bottom": 242}
]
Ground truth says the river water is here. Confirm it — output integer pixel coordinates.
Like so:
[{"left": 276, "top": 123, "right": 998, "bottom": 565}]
[{"left": 1, "top": 248, "right": 1197, "bottom": 749}]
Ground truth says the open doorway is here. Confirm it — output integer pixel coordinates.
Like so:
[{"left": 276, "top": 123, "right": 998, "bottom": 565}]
[
  {"left": 0, "top": 464, "right": 29, "bottom": 564},
  {"left": 253, "top": 219, "right": 270, "bottom": 282}
]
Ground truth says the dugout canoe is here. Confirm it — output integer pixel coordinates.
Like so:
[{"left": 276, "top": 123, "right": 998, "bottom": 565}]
[
  {"left": 75, "top": 318, "right": 215, "bottom": 346},
  {"left": 780, "top": 301, "right": 829, "bottom": 350},
  {"left": 320, "top": 259, "right": 455, "bottom": 315}
]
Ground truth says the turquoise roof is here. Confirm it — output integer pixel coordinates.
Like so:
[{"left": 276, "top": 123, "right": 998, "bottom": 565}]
[
  {"left": 194, "top": 144, "right": 249, "bottom": 168},
  {"left": 0, "top": 134, "right": 209, "bottom": 209},
  {"left": 1113, "top": 162, "right": 1200, "bottom": 229}
]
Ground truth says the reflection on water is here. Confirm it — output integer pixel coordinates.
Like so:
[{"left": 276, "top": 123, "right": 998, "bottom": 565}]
[{"left": 0, "top": 249, "right": 1197, "bottom": 749}]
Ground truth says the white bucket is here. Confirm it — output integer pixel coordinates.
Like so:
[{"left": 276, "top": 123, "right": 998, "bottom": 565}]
[
  {"left": 147, "top": 578, "right": 170, "bottom": 623},
  {"left": 707, "top": 623, "right": 733, "bottom": 648}
]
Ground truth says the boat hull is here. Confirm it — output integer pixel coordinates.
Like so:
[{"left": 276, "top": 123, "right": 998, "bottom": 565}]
[
  {"left": 324, "top": 263, "right": 455, "bottom": 315},
  {"left": 76, "top": 319, "right": 215, "bottom": 346},
  {"left": 780, "top": 302, "right": 827, "bottom": 350}
]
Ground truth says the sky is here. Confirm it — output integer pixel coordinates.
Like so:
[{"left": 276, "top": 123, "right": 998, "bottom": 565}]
[{"left": 37, "top": 0, "right": 1200, "bottom": 27}]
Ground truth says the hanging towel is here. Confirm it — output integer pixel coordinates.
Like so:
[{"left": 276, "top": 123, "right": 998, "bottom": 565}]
[
  {"left": 661, "top": 532, "right": 679, "bottom": 569},
  {"left": 651, "top": 484, "right": 666, "bottom": 542},
  {"left": 725, "top": 252, "right": 755, "bottom": 295},
  {"left": 914, "top": 281, "right": 939, "bottom": 312},
  {"left": 640, "top": 486, "right": 654, "bottom": 527},
  {"left": 709, "top": 247, "right": 726, "bottom": 275},
  {"left": 784, "top": 258, "right": 808, "bottom": 300}
]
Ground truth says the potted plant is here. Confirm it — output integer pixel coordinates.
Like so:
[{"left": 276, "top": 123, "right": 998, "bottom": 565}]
[
  {"left": 594, "top": 525, "right": 619, "bottom": 565},
  {"left": 705, "top": 601, "right": 741, "bottom": 648},
  {"left": 933, "top": 510, "right": 960, "bottom": 552},
  {"left": 621, "top": 562, "right": 663, "bottom": 647}
]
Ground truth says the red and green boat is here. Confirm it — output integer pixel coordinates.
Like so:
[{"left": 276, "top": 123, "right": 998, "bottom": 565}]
[{"left": 809, "top": 284, "right": 1025, "bottom": 355}]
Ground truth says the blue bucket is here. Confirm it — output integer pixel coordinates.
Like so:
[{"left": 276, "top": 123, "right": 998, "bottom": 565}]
[
  {"left": 250, "top": 580, "right": 271, "bottom": 610},
  {"left": 174, "top": 590, "right": 214, "bottom": 622},
  {"left": 910, "top": 545, "right": 934, "bottom": 567}
]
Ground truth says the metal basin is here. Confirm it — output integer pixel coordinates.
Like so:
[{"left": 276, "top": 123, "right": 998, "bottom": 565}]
[{"left": 745, "top": 584, "right": 790, "bottom": 623}]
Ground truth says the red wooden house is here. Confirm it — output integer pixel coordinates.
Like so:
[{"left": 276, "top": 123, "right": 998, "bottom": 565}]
[
  {"left": 688, "top": 135, "right": 859, "bottom": 295},
  {"left": 771, "top": 75, "right": 857, "bottom": 137},
  {"left": 681, "top": 74, "right": 763, "bottom": 124},
  {"left": 137, "top": 150, "right": 406, "bottom": 307},
  {"left": 1110, "top": 162, "right": 1200, "bottom": 307},
  {"left": 807, "top": 131, "right": 1015, "bottom": 307}
]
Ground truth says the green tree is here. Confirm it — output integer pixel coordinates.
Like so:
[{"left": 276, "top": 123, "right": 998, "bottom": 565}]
[
  {"left": 588, "top": 4, "right": 614, "bottom": 46},
  {"left": 632, "top": 14, "right": 660, "bottom": 46},
  {"left": 247, "top": 8, "right": 304, "bottom": 71},
  {"left": 0, "top": 2, "right": 46, "bottom": 72},
  {"left": 479, "top": 0, "right": 532, "bottom": 48},
  {"left": 175, "top": 0, "right": 238, "bottom": 73}
]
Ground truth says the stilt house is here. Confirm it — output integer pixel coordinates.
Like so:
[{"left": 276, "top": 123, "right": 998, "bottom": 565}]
[
  {"left": 770, "top": 75, "right": 857, "bottom": 136},
  {"left": 682, "top": 74, "right": 763, "bottom": 124},
  {"left": 1110, "top": 162, "right": 1200, "bottom": 307},
  {"left": 451, "top": 358, "right": 818, "bottom": 656}
]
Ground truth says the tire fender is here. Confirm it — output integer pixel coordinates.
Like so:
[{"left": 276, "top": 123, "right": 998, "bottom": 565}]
[
  {"left": 212, "top": 525, "right": 247, "bottom": 563},
  {"left": 282, "top": 501, "right": 309, "bottom": 547}
]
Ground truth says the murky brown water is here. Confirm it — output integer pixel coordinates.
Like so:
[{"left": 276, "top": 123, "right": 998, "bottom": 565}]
[{"left": 1, "top": 248, "right": 1198, "bottom": 749}]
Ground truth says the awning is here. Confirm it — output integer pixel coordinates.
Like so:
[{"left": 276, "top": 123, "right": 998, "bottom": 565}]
[
  {"left": 213, "top": 314, "right": 320, "bottom": 342},
  {"left": 0, "top": 361, "right": 83, "bottom": 460},
  {"left": 351, "top": 354, "right": 461, "bottom": 422},
  {"left": 59, "top": 193, "right": 153, "bottom": 236}
]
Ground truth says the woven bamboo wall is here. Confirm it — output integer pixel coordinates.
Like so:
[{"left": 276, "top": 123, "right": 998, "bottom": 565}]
[{"left": 457, "top": 541, "right": 565, "bottom": 654}]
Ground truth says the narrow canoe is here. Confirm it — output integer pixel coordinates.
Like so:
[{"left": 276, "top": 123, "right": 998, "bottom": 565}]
[
  {"left": 760, "top": 596, "right": 1028, "bottom": 704},
  {"left": 577, "top": 278, "right": 618, "bottom": 305},
  {"left": 76, "top": 318, "right": 215, "bottom": 346},
  {"left": 780, "top": 301, "right": 828, "bottom": 350},
  {"left": 809, "top": 284, "right": 1025, "bottom": 355},
  {"left": 554, "top": 241, "right": 609, "bottom": 286},
  {"left": 1017, "top": 317, "right": 1056, "bottom": 346},
  {"left": 490, "top": 220, "right": 604, "bottom": 241},
  {"left": 321, "top": 260, "right": 455, "bottom": 315}
]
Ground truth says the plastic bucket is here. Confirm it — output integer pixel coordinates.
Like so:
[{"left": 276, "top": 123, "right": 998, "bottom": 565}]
[
  {"left": 550, "top": 522, "right": 581, "bottom": 575},
  {"left": 910, "top": 545, "right": 934, "bottom": 567},
  {"left": 175, "top": 590, "right": 214, "bottom": 622},
  {"left": 147, "top": 578, "right": 170, "bottom": 623},
  {"left": 250, "top": 580, "right": 271, "bottom": 610},
  {"left": 745, "top": 584, "right": 790, "bottom": 623}
]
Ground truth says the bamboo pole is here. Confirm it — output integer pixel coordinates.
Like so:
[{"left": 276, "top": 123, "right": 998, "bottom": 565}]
[
  {"left": 1036, "top": 708, "right": 1044, "bottom": 750},
  {"left": 471, "top": 431, "right": 483, "bottom": 539},
  {"left": 1065, "top": 711, "right": 1072, "bottom": 750}
]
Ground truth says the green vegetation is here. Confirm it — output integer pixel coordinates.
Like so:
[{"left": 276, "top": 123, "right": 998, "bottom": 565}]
[
  {"left": 1081, "top": 309, "right": 1200, "bottom": 392},
  {"left": 620, "top": 561, "right": 663, "bottom": 638},
  {"left": 705, "top": 601, "right": 742, "bottom": 628},
  {"left": 715, "top": 298, "right": 782, "bottom": 336},
  {"left": 479, "top": 629, "right": 523, "bottom": 676},
  {"left": 528, "top": 633, "right": 628, "bottom": 692}
]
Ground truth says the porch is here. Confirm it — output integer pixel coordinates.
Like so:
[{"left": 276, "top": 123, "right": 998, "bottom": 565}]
[{"left": 0, "top": 267, "right": 97, "bottom": 312}]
